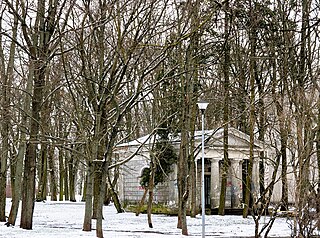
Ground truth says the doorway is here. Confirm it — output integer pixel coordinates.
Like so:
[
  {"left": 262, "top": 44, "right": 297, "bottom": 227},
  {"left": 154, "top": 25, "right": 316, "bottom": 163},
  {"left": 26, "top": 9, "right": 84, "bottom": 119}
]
[{"left": 204, "top": 175, "right": 211, "bottom": 208}]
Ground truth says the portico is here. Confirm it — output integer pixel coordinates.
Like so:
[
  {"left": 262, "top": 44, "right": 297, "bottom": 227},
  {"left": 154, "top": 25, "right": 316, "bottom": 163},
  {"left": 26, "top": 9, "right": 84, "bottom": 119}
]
[{"left": 196, "top": 128, "right": 263, "bottom": 210}]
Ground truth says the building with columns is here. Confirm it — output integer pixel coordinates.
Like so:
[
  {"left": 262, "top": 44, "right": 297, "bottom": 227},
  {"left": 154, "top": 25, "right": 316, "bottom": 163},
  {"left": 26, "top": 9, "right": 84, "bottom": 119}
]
[
  {"left": 198, "top": 127, "right": 264, "bottom": 209},
  {"left": 115, "top": 127, "right": 279, "bottom": 210}
]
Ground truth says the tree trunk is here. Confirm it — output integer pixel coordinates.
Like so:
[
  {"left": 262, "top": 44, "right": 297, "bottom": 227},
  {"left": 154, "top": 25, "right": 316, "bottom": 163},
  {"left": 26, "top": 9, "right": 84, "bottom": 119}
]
[
  {"left": 69, "top": 153, "right": 77, "bottom": 202},
  {"left": 64, "top": 154, "right": 69, "bottom": 201},
  {"left": 36, "top": 146, "right": 48, "bottom": 201},
  {"left": 147, "top": 159, "right": 155, "bottom": 228},
  {"left": 7, "top": 143, "right": 25, "bottom": 225},
  {"left": 96, "top": 162, "right": 108, "bottom": 238},
  {"left": 177, "top": 127, "right": 189, "bottom": 235},
  {"left": 280, "top": 129, "right": 288, "bottom": 210},
  {"left": 218, "top": 169, "right": 228, "bottom": 215},
  {"left": 0, "top": 0, "right": 17, "bottom": 220},
  {"left": 20, "top": 144, "right": 37, "bottom": 229},
  {"left": 7, "top": 49, "right": 32, "bottom": 225},
  {"left": 218, "top": 0, "right": 230, "bottom": 215},
  {"left": 104, "top": 183, "right": 110, "bottom": 206},
  {"left": 243, "top": 2, "right": 257, "bottom": 218},
  {"left": 93, "top": 160, "right": 104, "bottom": 219},
  {"left": 105, "top": 166, "right": 119, "bottom": 206},
  {"left": 107, "top": 172, "right": 123, "bottom": 213},
  {"left": 93, "top": 164, "right": 102, "bottom": 219},
  {"left": 57, "top": 106, "right": 65, "bottom": 200},
  {"left": 189, "top": 153, "right": 197, "bottom": 218},
  {"left": 317, "top": 95, "right": 320, "bottom": 230},
  {"left": 48, "top": 146, "right": 58, "bottom": 201},
  {"left": 59, "top": 148, "right": 64, "bottom": 201},
  {"left": 83, "top": 161, "right": 94, "bottom": 231},
  {"left": 82, "top": 171, "right": 87, "bottom": 202},
  {"left": 20, "top": 56, "right": 46, "bottom": 229},
  {"left": 0, "top": 78, "right": 9, "bottom": 223},
  {"left": 136, "top": 188, "right": 148, "bottom": 216}
]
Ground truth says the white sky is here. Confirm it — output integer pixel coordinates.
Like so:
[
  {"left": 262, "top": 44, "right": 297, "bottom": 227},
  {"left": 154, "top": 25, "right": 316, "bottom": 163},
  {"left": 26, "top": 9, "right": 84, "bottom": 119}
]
[{"left": 0, "top": 198, "right": 303, "bottom": 238}]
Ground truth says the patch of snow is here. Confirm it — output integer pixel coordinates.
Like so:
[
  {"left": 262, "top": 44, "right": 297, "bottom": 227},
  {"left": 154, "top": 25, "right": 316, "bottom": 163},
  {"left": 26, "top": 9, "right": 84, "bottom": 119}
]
[{"left": 1, "top": 199, "right": 294, "bottom": 237}]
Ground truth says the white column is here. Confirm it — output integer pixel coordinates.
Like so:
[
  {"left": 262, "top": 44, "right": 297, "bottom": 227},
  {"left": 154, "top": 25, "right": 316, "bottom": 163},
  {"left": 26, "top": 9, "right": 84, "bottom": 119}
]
[
  {"left": 210, "top": 158, "right": 220, "bottom": 208},
  {"left": 230, "top": 159, "right": 242, "bottom": 208},
  {"left": 252, "top": 158, "right": 260, "bottom": 199}
]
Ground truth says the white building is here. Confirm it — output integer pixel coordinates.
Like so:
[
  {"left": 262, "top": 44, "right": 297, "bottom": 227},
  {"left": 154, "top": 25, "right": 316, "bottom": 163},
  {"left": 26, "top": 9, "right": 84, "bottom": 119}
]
[{"left": 115, "top": 127, "right": 298, "bottom": 210}]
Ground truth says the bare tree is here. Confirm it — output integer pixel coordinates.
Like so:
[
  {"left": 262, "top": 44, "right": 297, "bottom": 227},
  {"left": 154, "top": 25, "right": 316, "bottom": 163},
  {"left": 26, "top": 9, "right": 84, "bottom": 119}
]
[
  {"left": 0, "top": 2, "right": 17, "bottom": 222},
  {"left": 3, "top": 0, "right": 74, "bottom": 229}
]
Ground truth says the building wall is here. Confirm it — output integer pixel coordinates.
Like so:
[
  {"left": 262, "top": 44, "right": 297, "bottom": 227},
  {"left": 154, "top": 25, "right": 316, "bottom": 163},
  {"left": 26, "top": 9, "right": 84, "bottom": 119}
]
[{"left": 119, "top": 153, "right": 177, "bottom": 205}]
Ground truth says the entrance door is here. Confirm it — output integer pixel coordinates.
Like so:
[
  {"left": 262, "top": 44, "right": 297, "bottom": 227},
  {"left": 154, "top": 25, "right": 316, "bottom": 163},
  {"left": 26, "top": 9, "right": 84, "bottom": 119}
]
[{"left": 204, "top": 175, "right": 211, "bottom": 208}]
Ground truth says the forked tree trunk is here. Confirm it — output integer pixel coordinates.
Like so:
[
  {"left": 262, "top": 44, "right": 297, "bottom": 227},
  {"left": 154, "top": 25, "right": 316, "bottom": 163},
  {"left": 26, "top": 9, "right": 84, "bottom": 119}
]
[
  {"left": 7, "top": 52, "right": 32, "bottom": 225},
  {"left": 7, "top": 143, "right": 25, "bottom": 225},
  {"left": 20, "top": 56, "right": 46, "bottom": 229}
]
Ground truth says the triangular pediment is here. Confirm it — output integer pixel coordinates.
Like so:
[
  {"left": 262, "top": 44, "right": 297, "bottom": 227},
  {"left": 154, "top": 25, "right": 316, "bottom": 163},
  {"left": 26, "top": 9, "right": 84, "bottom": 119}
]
[
  {"left": 116, "top": 127, "right": 263, "bottom": 152},
  {"left": 204, "top": 127, "right": 262, "bottom": 149}
]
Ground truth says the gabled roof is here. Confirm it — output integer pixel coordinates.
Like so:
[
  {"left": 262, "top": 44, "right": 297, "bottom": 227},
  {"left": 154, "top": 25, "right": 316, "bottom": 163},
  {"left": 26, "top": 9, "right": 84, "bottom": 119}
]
[{"left": 116, "top": 127, "right": 264, "bottom": 151}]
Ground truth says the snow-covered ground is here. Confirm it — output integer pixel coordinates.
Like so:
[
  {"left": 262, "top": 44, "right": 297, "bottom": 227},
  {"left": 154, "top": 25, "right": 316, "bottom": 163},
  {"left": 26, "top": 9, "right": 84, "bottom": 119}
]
[{"left": 1, "top": 198, "right": 294, "bottom": 237}]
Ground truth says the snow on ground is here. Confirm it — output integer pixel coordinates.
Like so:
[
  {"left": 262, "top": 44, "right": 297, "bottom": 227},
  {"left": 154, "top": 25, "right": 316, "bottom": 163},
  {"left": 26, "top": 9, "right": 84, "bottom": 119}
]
[{"left": 1, "top": 198, "right": 293, "bottom": 237}]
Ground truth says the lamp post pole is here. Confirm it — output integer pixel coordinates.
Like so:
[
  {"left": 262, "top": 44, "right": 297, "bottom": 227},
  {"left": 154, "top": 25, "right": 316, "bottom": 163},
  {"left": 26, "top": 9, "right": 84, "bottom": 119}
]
[{"left": 197, "top": 101, "right": 209, "bottom": 238}]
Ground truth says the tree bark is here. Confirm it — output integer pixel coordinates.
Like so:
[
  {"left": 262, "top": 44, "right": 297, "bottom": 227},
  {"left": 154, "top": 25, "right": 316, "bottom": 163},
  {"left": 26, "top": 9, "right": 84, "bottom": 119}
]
[
  {"left": 107, "top": 172, "right": 123, "bottom": 213},
  {"left": 243, "top": 0, "right": 257, "bottom": 218},
  {"left": 48, "top": 146, "right": 58, "bottom": 201},
  {"left": 20, "top": 54, "right": 46, "bottom": 229},
  {"left": 136, "top": 188, "right": 148, "bottom": 216},
  {"left": 96, "top": 161, "right": 108, "bottom": 238},
  {"left": 69, "top": 152, "right": 77, "bottom": 202},
  {"left": 59, "top": 148, "right": 65, "bottom": 201},
  {"left": 219, "top": 0, "right": 230, "bottom": 215},
  {"left": 64, "top": 154, "right": 69, "bottom": 201},
  {"left": 93, "top": 163, "right": 102, "bottom": 219},
  {"left": 147, "top": 159, "right": 155, "bottom": 228},
  {"left": 0, "top": 0, "right": 18, "bottom": 221},
  {"left": 177, "top": 127, "right": 189, "bottom": 235},
  {"left": 83, "top": 161, "right": 94, "bottom": 231},
  {"left": 7, "top": 46, "right": 32, "bottom": 225},
  {"left": 36, "top": 146, "right": 48, "bottom": 201}
]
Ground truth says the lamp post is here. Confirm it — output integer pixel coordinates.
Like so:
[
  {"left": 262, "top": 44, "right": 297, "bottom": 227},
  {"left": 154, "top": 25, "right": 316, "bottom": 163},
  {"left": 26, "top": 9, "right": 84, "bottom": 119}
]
[{"left": 197, "top": 100, "right": 209, "bottom": 238}]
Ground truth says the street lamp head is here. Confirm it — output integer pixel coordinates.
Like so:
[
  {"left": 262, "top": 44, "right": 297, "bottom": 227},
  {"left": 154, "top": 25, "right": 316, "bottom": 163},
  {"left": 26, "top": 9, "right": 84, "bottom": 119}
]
[{"left": 197, "top": 100, "right": 209, "bottom": 111}]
